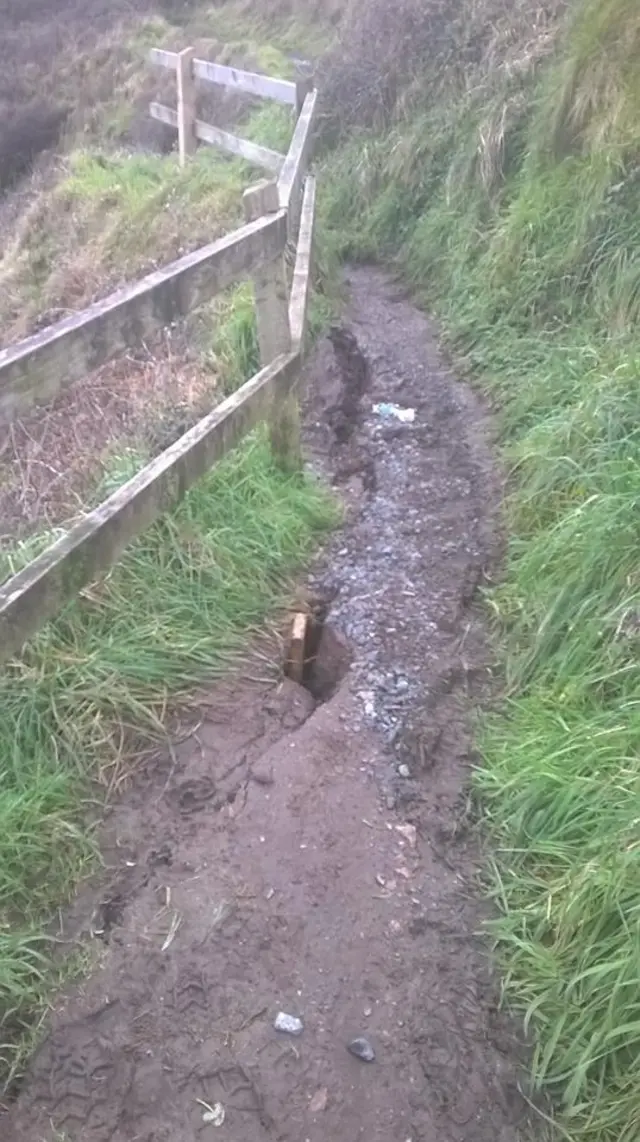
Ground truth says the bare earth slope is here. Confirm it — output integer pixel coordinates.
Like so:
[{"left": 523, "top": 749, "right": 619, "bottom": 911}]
[{"left": 2, "top": 269, "right": 527, "bottom": 1142}]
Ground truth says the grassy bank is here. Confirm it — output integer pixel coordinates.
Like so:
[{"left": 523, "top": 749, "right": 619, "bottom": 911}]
[
  {"left": 0, "top": 13, "right": 299, "bottom": 341},
  {"left": 315, "top": 0, "right": 640, "bottom": 1138},
  {"left": 0, "top": 2, "right": 341, "bottom": 1087},
  {"left": 0, "top": 3, "right": 339, "bottom": 542}
]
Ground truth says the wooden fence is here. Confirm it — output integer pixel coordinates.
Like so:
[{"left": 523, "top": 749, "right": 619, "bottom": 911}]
[
  {"left": 0, "top": 51, "right": 319, "bottom": 667},
  {"left": 149, "top": 47, "right": 313, "bottom": 171}
]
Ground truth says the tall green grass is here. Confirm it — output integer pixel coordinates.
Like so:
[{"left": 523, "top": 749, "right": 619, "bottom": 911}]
[
  {"left": 317, "top": 0, "right": 640, "bottom": 1137},
  {"left": 0, "top": 436, "right": 337, "bottom": 1088}
]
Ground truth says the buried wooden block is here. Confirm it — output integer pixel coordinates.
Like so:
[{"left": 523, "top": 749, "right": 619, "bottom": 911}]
[{"left": 287, "top": 611, "right": 308, "bottom": 683}]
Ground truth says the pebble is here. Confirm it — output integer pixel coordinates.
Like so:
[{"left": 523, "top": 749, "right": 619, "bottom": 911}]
[
  {"left": 396, "top": 822, "right": 418, "bottom": 848},
  {"left": 347, "top": 1036, "right": 376, "bottom": 1062},
  {"left": 274, "top": 1012, "right": 304, "bottom": 1036},
  {"left": 309, "top": 1087, "right": 328, "bottom": 1113},
  {"left": 398, "top": 763, "right": 411, "bottom": 778}
]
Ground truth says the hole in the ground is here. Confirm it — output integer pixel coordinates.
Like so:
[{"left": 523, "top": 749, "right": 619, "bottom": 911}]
[
  {"left": 326, "top": 326, "right": 370, "bottom": 445},
  {"left": 285, "top": 599, "right": 350, "bottom": 702}
]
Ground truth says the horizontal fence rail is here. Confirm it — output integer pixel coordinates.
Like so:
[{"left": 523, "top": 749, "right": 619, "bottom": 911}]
[
  {"left": 149, "top": 101, "right": 284, "bottom": 173},
  {"left": 149, "top": 47, "right": 300, "bottom": 106},
  {"left": 0, "top": 353, "right": 301, "bottom": 663},
  {"left": 0, "top": 213, "right": 287, "bottom": 425},
  {"left": 276, "top": 91, "right": 318, "bottom": 236},
  {"left": 0, "top": 47, "right": 318, "bottom": 668},
  {"left": 289, "top": 176, "right": 316, "bottom": 352}
]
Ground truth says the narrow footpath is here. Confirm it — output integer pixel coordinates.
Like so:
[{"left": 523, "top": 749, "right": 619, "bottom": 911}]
[{"left": 4, "top": 268, "right": 528, "bottom": 1142}]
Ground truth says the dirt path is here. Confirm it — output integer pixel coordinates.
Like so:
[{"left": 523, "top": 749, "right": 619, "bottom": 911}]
[{"left": 2, "top": 268, "right": 528, "bottom": 1142}]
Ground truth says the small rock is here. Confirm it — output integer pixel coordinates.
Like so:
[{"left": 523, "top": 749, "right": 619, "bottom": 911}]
[
  {"left": 395, "top": 678, "right": 410, "bottom": 693},
  {"left": 348, "top": 1036, "right": 376, "bottom": 1062},
  {"left": 395, "top": 823, "right": 417, "bottom": 849},
  {"left": 375, "top": 873, "right": 386, "bottom": 887},
  {"left": 275, "top": 1012, "right": 304, "bottom": 1036},
  {"left": 398, "top": 764, "right": 411, "bottom": 779},
  {"left": 251, "top": 761, "right": 275, "bottom": 786},
  {"left": 309, "top": 1087, "right": 328, "bottom": 1113}
]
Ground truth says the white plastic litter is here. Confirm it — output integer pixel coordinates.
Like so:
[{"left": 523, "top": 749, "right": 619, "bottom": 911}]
[
  {"left": 373, "top": 402, "right": 416, "bottom": 423},
  {"left": 197, "top": 1100, "right": 225, "bottom": 1126}
]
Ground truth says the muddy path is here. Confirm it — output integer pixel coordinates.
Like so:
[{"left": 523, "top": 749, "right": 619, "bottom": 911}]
[{"left": 2, "top": 267, "right": 528, "bottom": 1142}]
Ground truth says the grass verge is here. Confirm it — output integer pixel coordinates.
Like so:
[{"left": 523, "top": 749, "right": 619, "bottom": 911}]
[
  {"left": 314, "top": 0, "right": 640, "bottom": 1138},
  {"left": 0, "top": 435, "right": 338, "bottom": 1088}
]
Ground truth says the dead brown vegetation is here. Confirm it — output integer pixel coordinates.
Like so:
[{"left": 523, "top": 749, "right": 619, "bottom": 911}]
[
  {"left": 0, "top": 104, "right": 69, "bottom": 194},
  {"left": 0, "top": 326, "right": 220, "bottom": 546},
  {"left": 321, "top": 0, "right": 568, "bottom": 136}
]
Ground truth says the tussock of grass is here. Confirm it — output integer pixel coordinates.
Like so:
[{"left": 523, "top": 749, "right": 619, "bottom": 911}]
[
  {"left": 543, "top": 0, "right": 640, "bottom": 155},
  {"left": 317, "top": 0, "right": 640, "bottom": 1137},
  {"left": 0, "top": 434, "right": 337, "bottom": 1088},
  {"left": 204, "top": 283, "right": 259, "bottom": 391}
]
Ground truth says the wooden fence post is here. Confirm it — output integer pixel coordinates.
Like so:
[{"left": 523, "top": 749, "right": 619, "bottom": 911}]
[
  {"left": 295, "top": 76, "right": 313, "bottom": 117},
  {"left": 176, "top": 47, "right": 196, "bottom": 166},
  {"left": 243, "top": 179, "right": 301, "bottom": 474}
]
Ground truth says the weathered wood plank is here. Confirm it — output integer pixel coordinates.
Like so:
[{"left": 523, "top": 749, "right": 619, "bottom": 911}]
[
  {"left": 277, "top": 90, "right": 318, "bottom": 238},
  {"left": 193, "top": 58, "right": 297, "bottom": 105},
  {"left": 289, "top": 176, "right": 316, "bottom": 353},
  {"left": 149, "top": 100, "right": 178, "bottom": 128},
  {"left": 295, "top": 76, "right": 313, "bottom": 116},
  {"left": 150, "top": 103, "right": 284, "bottom": 172},
  {"left": 176, "top": 47, "right": 196, "bottom": 166},
  {"left": 195, "top": 118, "right": 284, "bottom": 173},
  {"left": 0, "top": 212, "right": 287, "bottom": 424},
  {"left": 243, "top": 181, "right": 291, "bottom": 366},
  {"left": 243, "top": 180, "right": 298, "bottom": 472},
  {"left": 0, "top": 352, "right": 302, "bottom": 664},
  {"left": 149, "top": 47, "right": 297, "bottom": 105},
  {"left": 149, "top": 47, "right": 176, "bottom": 70},
  {"left": 287, "top": 612, "right": 308, "bottom": 682}
]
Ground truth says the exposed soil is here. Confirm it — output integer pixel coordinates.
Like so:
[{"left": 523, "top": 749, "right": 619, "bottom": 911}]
[{"left": 1, "top": 268, "right": 529, "bottom": 1142}]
